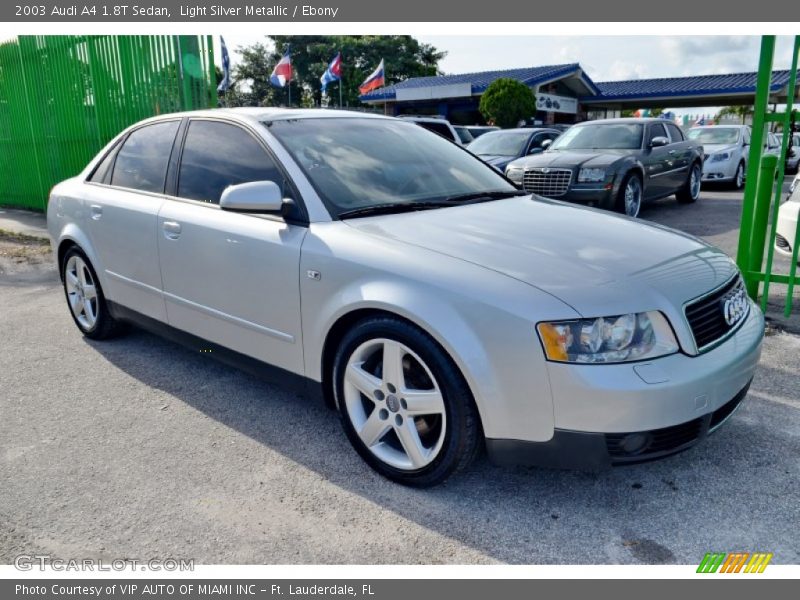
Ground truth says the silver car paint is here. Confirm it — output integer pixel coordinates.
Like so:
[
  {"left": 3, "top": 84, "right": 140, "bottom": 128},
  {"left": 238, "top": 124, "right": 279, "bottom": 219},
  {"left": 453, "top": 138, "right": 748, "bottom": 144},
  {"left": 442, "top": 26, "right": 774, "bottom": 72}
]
[{"left": 48, "top": 108, "right": 764, "bottom": 445}]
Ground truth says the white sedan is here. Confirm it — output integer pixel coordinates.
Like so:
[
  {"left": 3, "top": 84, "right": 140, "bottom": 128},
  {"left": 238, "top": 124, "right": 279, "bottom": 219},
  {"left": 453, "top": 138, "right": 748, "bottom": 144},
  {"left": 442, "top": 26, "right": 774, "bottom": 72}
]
[{"left": 777, "top": 174, "right": 800, "bottom": 261}]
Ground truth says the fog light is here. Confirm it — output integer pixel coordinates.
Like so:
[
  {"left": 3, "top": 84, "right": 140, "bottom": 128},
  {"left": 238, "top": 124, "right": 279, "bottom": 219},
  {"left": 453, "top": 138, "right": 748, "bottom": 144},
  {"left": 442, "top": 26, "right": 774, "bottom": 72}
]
[{"left": 620, "top": 432, "right": 651, "bottom": 455}]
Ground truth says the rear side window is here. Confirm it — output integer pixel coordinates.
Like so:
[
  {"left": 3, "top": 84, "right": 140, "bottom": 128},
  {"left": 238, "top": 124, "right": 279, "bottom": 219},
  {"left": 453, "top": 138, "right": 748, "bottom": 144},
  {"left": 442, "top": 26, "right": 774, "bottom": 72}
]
[
  {"left": 111, "top": 121, "right": 179, "bottom": 193},
  {"left": 648, "top": 123, "right": 667, "bottom": 144},
  {"left": 665, "top": 123, "right": 684, "bottom": 142},
  {"left": 177, "top": 120, "right": 284, "bottom": 204}
]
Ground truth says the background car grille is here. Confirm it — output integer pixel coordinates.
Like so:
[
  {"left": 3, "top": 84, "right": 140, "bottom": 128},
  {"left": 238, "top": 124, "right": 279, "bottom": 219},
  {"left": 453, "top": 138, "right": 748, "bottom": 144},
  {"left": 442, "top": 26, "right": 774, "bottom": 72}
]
[
  {"left": 522, "top": 168, "right": 572, "bottom": 197},
  {"left": 776, "top": 233, "right": 792, "bottom": 252},
  {"left": 684, "top": 275, "right": 746, "bottom": 350}
]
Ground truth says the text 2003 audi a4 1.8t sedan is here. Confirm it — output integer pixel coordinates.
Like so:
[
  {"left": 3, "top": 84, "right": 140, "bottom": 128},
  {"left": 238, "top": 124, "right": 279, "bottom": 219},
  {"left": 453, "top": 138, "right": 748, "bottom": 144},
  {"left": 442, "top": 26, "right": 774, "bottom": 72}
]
[{"left": 48, "top": 108, "right": 763, "bottom": 487}]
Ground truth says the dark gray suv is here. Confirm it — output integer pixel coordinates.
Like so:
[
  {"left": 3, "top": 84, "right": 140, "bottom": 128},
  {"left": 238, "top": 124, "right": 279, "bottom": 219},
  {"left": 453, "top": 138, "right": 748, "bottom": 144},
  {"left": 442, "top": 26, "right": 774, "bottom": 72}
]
[{"left": 505, "top": 118, "right": 704, "bottom": 218}]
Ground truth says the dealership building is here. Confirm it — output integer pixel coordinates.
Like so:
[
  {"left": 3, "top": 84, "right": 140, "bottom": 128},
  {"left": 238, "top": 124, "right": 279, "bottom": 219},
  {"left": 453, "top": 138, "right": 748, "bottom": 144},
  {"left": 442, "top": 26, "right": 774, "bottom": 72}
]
[{"left": 359, "top": 62, "right": 797, "bottom": 125}]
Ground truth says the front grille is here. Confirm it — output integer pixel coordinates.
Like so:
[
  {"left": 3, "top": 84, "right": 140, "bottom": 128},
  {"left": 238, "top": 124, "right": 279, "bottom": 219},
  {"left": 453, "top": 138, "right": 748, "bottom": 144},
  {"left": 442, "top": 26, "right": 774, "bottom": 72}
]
[
  {"left": 709, "top": 381, "right": 750, "bottom": 431},
  {"left": 606, "top": 418, "right": 704, "bottom": 462},
  {"left": 684, "top": 275, "right": 747, "bottom": 350},
  {"left": 522, "top": 168, "right": 572, "bottom": 197},
  {"left": 776, "top": 233, "right": 792, "bottom": 252}
]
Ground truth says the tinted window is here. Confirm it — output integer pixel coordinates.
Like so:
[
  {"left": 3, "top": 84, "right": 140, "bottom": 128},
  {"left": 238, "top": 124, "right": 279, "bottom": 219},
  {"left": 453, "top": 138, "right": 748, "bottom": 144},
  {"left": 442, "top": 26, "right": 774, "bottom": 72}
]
[
  {"left": 89, "top": 145, "right": 118, "bottom": 183},
  {"left": 665, "top": 123, "right": 684, "bottom": 142},
  {"left": 178, "top": 120, "right": 283, "bottom": 204},
  {"left": 551, "top": 123, "right": 643, "bottom": 150},
  {"left": 414, "top": 121, "right": 456, "bottom": 142},
  {"left": 648, "top": 123, "right": 668, "bottom": 144},
  {"left": 111, "top": 121, "right": 179, "bottom": 193}
]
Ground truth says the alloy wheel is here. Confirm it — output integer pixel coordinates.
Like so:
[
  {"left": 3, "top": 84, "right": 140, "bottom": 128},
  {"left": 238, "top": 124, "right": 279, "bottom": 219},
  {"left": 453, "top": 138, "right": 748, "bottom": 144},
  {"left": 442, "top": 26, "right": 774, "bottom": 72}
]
[
  {"left": 690, "top": 164, "right": 702, "bottom": 199},
  {"left": 624, "top": 176, "right": 642, "bottom": 218},
  {"left": 64, "top": 255, "right": 98, "bottom": 330},
  {"left": 343, "top": 338, "right": 446, "bottom": 471},
  {"left": 736, "top": 163, "right": 744, "bottom": 189}
]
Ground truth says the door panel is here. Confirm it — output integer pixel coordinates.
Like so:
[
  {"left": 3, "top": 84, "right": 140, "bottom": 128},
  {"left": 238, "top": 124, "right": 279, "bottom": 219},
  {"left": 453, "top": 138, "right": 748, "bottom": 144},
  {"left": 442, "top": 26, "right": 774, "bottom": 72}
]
[
  {"left": 642, "top": 123, "right": 675, "bottom": 198},
  {"left": 157, "top": 202, "right": 307, "bottom": 373}
]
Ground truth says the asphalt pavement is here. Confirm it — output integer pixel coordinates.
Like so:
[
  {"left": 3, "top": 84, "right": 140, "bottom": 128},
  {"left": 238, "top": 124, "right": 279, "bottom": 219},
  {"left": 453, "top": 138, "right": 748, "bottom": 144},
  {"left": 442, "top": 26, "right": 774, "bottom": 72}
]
[{"left": 1, "top": 185, "right": 799, "bottom": 565}]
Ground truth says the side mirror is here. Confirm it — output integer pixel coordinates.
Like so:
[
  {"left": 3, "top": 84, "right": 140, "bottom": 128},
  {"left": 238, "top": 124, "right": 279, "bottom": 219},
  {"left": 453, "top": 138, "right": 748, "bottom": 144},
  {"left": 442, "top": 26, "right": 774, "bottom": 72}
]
[
  {"left": 541, "top": 139, "right": 553, "bottom": 150},
  {"left": 220, "top": 181, "right": 284, "bottom": 214},
  {"left": 649, "top": 136, "right": 670, "bottom": 147}
]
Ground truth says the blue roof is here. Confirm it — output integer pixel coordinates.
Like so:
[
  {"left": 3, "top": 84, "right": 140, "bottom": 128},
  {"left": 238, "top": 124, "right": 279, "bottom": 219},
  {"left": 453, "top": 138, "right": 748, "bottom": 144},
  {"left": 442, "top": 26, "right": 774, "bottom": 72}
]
[
  {"left": 360, "top": 63, "right": 599, "bottom": 102},
  {"left": 587, "top": 70, "right": 794, "bottom": 102}
]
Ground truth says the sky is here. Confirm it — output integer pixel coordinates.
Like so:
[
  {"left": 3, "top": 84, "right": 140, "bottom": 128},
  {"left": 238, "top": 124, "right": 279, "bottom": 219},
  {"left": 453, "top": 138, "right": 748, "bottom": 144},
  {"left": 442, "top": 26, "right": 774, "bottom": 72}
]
[{"left": 215, "top": 35, "right": 799, "bottom": 116}]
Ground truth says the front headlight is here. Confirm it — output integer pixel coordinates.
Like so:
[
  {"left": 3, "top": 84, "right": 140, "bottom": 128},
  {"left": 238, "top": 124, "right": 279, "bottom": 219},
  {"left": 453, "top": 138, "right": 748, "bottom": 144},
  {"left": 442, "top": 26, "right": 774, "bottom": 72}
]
[
  {"left": 537, "top": 311, "right": 679, "bottom": 364},
  {"left": 506, "top": 167, "right": 524, "bottom": 184},
  {"left": 710, "top": 152, "right": 731, "bottom": 163},
  {"left": 578, "top": 167, "right": 606, "bottom": 183}
]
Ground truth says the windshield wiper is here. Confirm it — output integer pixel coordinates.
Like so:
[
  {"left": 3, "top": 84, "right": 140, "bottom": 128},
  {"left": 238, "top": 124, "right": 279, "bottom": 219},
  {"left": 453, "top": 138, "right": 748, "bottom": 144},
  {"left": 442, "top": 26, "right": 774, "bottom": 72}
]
[
  {"left": 443, "top": 190, "right": 527, "bottom": 203},
  {"left": 338, "top": 201, "right": 455, "bottom": 219}
]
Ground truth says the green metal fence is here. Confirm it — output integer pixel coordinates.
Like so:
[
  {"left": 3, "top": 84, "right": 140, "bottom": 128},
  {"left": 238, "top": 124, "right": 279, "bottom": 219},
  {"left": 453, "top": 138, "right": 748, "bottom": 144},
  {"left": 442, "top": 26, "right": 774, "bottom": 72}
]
[
  {"left": 736, "top": 35, "right": 800, "bottom": 317},
  {"left": 0, "top": 35, "right": 216, "bottom": 211}
]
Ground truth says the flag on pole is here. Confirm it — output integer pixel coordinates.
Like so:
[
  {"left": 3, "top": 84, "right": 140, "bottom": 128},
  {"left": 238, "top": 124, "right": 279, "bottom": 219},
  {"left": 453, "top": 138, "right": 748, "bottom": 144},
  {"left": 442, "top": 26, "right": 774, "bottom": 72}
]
[
  {"left": 270, "top": 48, "right": 293, "bottom": 88},
  {"left": 217, "top": 36, "right": 231, "bottom": 93},
  {"left": 358, "top": 59, "right": 385, "bottom": 95},
  {"left": 695, "top": 115, "right": 706, "bottom": 126},
  {"left": 320, "top": 52, "right": 342, "bottom": 93}
]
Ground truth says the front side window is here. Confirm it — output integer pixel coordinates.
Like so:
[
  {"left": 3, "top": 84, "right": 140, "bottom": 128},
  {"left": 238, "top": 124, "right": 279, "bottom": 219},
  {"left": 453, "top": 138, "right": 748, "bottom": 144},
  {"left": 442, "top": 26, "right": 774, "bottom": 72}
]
[
  {"left": 648, "top": 123, "right": 668, "bottom": 144},
  {"left": 111, "top": 120, "right": 179, "bottom": 193},
  {"left": 267, "top": 117, "right": 516, "bottom": 216},
  {"left": 178, "top": 120, "right": 283, "bottom": 204},
  {"left": 550, "top": 123, "right": 643, "bottom": 150}
]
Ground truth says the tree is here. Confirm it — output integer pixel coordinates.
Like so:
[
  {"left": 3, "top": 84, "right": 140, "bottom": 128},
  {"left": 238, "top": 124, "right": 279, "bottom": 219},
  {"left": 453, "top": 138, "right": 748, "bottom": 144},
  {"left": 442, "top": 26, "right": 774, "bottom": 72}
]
[
  {"left": 228, "top": 36, "right": 445, "bottom": 108},
  {"left": 716, "top": 105, "right": 753, "bottom": 124},
  {"left": 478, "top": 78, "right": 537, "bottom": 129}
]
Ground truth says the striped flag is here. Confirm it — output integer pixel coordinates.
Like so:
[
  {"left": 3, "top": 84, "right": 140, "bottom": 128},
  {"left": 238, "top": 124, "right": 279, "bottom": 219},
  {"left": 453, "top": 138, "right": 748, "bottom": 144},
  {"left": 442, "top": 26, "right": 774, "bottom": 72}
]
[
  {"left": 217, "top": 36, "right": 231, "bottom": 92},
  {"left": 358, "top": 59, "right": 385, "bottom": 95},
  {"left": 320, "top": 52, "right": 342, "bottom": 93},
  {"left": 270, "top": 48, "right": 293, "bottom": 88}
]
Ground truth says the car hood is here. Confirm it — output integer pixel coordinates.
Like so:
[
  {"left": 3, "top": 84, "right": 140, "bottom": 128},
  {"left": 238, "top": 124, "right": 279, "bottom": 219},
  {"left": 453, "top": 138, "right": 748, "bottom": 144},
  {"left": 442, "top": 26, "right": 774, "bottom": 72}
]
[
  {"left": 508, "top": 149, "right": 630, "bottom": 170},
  {"left": 703, "top": 144, "right": 737, "bottom": 155},
  {"left": 477, "top": 154, "right": 515, "bottom": 170},
  {"left": 344, "top": 196, "right": 737, "bottom": 317}
]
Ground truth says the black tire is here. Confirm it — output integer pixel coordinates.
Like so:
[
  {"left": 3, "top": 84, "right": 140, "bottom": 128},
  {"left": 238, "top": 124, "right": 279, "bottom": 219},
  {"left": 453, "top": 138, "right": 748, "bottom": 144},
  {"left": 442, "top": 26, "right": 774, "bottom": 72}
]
[
  {"left": 332, "top": 316, "right": 482, "bottom": 487},
  {"left": 61, "top": 246, "right": 126, "bottom": 340},
  {"left": 613, "top": 172, "right": 643, "bottom": 218},
  {"left": 731, "top": 161, "right": 745, "bottom": 190},
  {"left": 677, "top": 161, "right": 702, "bottom": 203}
]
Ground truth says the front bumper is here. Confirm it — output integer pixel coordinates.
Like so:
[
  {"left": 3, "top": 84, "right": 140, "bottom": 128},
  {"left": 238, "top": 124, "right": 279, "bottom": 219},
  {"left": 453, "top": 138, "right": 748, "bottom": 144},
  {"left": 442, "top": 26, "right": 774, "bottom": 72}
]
[
  {"left": 701, "top": 158, "right": 738, "bottom": 182},
  {"left": 487, "top": 301, "right": 764, "bottom": 469},
  {"left": 775, "top": 200, "right": 799, "bottom": 258}
]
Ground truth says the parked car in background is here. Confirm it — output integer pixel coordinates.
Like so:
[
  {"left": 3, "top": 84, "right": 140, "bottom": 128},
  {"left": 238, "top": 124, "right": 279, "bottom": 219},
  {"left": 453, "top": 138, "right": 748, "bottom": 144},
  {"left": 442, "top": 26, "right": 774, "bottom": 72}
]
[
  {"left": 466, "top": 125, "right": 500, "bottom": 139},
  {"left": 453, "top": 125, "right": 475, "bottom": 145},
  {"left": 505, "top": 118, "right": 703, "bottom": 218},
  {"left": 398, "top": 115, "right": 463, "bottom": 145},
  {"left": 776, "top": 176, "right": 800, "bottom": 262},
  {"left": 466, "top": 127, "right": 561, "bottom": 172},
  {"left": 687, "top": 125, "right": 751, "bottom": 189},
  {"left": 785, "top": 133, "right": 800, "bottom": 173},
  {"left": 47, "top": 108, "right": 762, "bottom": 487}
]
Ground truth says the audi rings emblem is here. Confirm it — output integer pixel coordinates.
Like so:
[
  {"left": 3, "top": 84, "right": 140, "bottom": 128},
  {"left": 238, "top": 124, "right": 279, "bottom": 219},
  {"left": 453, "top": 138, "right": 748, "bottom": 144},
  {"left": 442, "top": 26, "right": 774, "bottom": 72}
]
[{"left": 722, "top": 288, "right": 749, "bottom": 327}]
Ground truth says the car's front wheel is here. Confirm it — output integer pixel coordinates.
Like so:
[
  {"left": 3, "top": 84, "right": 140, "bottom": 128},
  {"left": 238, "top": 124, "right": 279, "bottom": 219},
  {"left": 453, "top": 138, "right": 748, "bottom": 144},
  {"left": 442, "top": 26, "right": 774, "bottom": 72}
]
[
  {"left": 677, "top": 162, "right": 702, "bottom": 203},
  {"left": 61, "top": 247, "right": 126, "bottom": 340},
  {"left": 333, "top": 316, "right": 481, "bottom": 487},
  {"left": 615, "top": 172, "right": 643, "bottom": 218},
  {"left": 732, "top": 161, "right": 745, "bottom": 190}
]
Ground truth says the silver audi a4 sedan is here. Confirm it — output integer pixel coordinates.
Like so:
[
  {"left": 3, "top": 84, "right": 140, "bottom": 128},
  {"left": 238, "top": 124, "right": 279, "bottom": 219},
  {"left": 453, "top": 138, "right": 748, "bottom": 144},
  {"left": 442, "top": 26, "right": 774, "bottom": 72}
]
[{"left": 47, "top": 108, "right": 764, "bottom": 487}]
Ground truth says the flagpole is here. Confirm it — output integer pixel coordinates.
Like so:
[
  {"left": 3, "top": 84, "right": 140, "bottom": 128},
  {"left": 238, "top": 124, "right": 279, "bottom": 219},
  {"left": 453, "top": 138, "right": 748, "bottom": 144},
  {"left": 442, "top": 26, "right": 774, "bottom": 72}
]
[{"left": 339, "top": 78, "right": 343, "bottom": 108}]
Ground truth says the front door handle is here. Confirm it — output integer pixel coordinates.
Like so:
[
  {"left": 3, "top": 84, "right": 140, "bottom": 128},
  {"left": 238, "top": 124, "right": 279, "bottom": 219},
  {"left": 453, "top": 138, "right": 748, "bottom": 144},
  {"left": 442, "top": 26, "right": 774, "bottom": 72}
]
[
  {"left": 162, "top": 220, "right": 182, "bottom": 239},
  {"left": 90, "top": 204, "right": 103, "bottom": 220}
]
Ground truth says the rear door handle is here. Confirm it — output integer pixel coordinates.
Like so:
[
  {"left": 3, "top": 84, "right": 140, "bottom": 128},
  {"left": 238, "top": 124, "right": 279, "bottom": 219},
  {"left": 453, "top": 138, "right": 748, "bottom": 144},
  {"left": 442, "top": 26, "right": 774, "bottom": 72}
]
[
  {"left": 162, "top": 220, "right": 182, "bottom": 239},
  {"left": 90, "top": 204, "right": 103, "bottom": 220}
]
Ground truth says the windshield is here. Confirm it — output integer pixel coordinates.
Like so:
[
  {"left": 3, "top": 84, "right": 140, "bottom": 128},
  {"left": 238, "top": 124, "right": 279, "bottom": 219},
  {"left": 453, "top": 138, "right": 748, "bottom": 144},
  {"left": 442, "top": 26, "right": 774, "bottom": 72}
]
[
  {"left": 467, "top": 130, "right": 530, "bottom": 157},
  {"left": 687, "top": 127, "right": 740, "bottom": 145},
  {"left": 267, "top": 118, "right": 516, "bottom": 216},
  {"left": 550, "top": 123, "right": 643, "bottom": 150}
]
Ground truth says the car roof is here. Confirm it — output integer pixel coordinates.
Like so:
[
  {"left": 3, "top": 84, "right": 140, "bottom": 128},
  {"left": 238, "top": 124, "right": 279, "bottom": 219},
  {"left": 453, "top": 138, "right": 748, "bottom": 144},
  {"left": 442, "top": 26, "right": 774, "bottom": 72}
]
[
  {"left": 688, "top": 124, "right": 746, "bottom": 129},
  {"left": 576, "top": 118, "right": 672, "bottom": 126},
  {"left": 478, "top": 127, "right": 557, "bottom": 135},
  {"left": 137, "top": 107, "right": 394, "bottom": 127}
]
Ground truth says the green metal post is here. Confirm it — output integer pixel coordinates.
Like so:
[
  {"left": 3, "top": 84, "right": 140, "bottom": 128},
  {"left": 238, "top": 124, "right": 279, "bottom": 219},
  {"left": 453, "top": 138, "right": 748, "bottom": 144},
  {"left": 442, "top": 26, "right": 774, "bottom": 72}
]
[
  {"left": 736, "top": 35, "right": 775, "bottom": 298},
  {"left": 746, "top": 154, "right": 778, "bottom": 298}
]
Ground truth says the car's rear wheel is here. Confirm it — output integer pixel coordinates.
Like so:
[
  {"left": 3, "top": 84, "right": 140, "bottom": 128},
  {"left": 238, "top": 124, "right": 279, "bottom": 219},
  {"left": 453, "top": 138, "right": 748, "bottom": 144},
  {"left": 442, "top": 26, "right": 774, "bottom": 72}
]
[
  {"left": 732, "top": 161, "right": 745, "bottom": 190},
  {"left": 615, "top": 172, "right": 643, "bottom": 218},
  {"left": 677, "top": 162, "right": 702, "bottom": 203},
  {"left": 333, "top": 316, "right": 481, "bottom": 487},
  {"left": 61, "top": 247, "right": 125, "bottom": 340}
]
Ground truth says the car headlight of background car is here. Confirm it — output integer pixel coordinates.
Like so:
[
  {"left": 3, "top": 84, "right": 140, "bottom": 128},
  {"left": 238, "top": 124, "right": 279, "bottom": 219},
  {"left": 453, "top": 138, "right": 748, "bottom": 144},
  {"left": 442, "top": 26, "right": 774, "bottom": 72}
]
[
  {"left": 506, "top": 167, "right": 524, "bottom": 184},
  {"left": 577, "top": 167, "right": 606, "bottom": 183},
  {"left": 537, "top": 311, "right": 679, "bottom": 364},
  {"left": 709, "top": 152, "right": 731, "bottom": 163}
]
